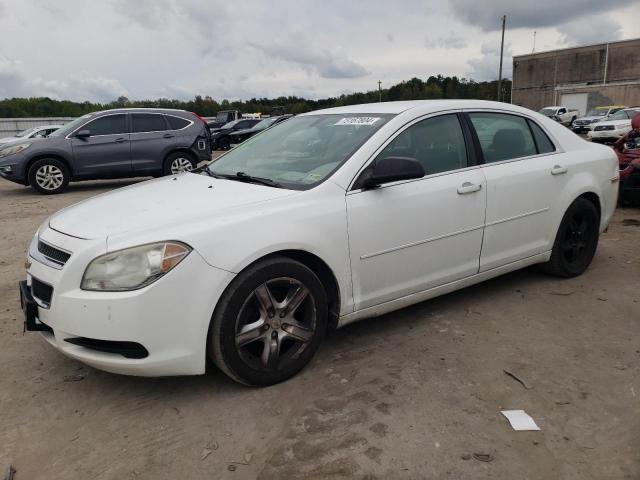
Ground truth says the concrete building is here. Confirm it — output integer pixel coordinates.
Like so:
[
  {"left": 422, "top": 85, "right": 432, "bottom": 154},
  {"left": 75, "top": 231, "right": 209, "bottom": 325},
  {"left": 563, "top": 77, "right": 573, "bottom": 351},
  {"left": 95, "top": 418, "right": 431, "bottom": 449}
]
[{"left": 512, "top": 38, "right": 640, "bottom": 115}]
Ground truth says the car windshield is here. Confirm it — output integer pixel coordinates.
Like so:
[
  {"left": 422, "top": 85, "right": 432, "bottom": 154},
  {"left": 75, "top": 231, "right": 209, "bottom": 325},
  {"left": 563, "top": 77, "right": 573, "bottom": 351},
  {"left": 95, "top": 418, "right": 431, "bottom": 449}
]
[
  {"left": 609, "top": 110, "right": 632, "bottom": 121},
  {"left": 539, "top": 108, "right": 556, "bottom": 116},
  {"left": 586, "top": 110, "right": 607, "bottom": 117},
  {"left": 208, "top": 114, "right": 393, "bottom": 190},
  {"left": 48, "top": 114, "right": 94, "bottom": 137},
  {"left": 251, "top": 117, "right": 278, "bottom": 130},
  {"left": 15, "top": 127, "right": 39, "bottom": 138},
  {"left": 220, "top": 120, "right": 240, "bottom": 129}
]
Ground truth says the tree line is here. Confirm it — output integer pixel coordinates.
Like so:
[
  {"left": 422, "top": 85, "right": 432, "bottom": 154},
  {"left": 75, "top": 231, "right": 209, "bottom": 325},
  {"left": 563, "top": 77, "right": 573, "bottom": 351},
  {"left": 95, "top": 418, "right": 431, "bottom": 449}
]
[{"left": 0, "top": 76, "right": 512, "bottom": 118}]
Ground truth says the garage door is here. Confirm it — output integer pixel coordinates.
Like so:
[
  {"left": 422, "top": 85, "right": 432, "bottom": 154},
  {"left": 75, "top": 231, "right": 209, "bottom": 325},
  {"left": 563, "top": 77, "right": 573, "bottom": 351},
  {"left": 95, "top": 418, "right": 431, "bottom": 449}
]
[{"left": 561, "top": 93, "right": 588, "bottom": 117}]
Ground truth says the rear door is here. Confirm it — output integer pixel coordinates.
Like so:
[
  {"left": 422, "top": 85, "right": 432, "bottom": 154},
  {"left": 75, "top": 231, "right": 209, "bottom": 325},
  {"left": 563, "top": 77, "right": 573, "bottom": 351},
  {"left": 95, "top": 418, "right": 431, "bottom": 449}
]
[
  {"left": 465, "top": 111, "right": 567, "bottom": 271},
  {"left": 70, "top": 113, "right": 131, "bottom": 178},
  {"left": 130, "top": 113, "right": 176, "bottom": 175}
]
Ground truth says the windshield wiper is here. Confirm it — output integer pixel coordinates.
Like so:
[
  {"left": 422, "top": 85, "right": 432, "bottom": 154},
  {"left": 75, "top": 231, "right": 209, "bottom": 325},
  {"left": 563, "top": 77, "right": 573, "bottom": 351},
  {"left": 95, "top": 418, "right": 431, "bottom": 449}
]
[{"left": 213, "top": 171, "right": 285, "bottom": 188}]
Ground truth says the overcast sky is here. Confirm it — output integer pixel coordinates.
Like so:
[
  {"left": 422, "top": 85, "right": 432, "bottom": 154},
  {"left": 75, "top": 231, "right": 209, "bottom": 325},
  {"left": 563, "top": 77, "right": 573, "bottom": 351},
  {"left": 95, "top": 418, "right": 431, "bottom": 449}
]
[{"left": 0, "top": 0, "right": 638, "bottom": 102}]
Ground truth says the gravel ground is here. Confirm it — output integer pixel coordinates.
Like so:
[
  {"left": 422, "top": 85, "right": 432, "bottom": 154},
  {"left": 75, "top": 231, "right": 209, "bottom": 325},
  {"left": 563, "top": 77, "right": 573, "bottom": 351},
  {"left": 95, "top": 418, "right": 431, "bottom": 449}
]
[{"left": 0, "top": 174, "right": 639, "bottom": 480}]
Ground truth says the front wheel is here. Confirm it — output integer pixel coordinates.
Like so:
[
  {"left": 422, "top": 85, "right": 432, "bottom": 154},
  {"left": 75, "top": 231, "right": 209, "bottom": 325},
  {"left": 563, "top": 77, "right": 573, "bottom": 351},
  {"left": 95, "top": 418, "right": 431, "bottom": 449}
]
[
  {"left": 28, "top": 158, "right": 70, "bottom": 194},
  {"left": 209, "top": 257, "right": 328, "bottom": 386},
  {"left": 542, "top": 198, "right": 600, "bottom": 277}
]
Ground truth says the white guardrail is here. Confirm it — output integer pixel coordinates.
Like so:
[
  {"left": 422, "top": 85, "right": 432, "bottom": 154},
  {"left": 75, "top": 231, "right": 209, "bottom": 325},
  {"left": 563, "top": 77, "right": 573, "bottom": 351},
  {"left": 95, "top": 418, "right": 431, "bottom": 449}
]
[{"left": 0, "top": 116, "right": 219, "bottom": 139}]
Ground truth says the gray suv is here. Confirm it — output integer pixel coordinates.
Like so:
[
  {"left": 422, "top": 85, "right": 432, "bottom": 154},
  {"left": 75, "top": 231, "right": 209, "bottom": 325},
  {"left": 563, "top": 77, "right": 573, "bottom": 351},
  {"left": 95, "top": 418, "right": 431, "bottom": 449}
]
[{"left": 0, "top": 108, "right": 211, "bottom": 194}]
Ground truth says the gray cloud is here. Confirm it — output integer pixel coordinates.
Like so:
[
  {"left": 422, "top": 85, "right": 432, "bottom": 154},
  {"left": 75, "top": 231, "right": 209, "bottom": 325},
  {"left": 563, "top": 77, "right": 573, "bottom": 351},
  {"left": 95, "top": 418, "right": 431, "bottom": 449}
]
[
  {"left": 250, "top": 33, "right": 368, "bottom": 79},
  {"left": 425, "top": 33, "right": 468, "bottom": 49},
  {"left": 449, "top": 0, "right": 633, "bottom": 31},
  {"left": 559, "top": 16, "right": 623, "bottom": 46},
  {"left": 0, "top": 56, "right": 128, "bottom": 101},
  {"left": 467, "top": 42, "right": 513, "bottom": 81}
]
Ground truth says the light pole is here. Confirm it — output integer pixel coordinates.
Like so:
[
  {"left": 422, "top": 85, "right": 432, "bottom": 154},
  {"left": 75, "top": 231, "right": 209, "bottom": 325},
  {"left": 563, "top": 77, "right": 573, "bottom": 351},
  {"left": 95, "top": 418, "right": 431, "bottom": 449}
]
[
  {"left": 497, "top": 15, "right": 506, "bottom": 102},
  {"left": 378, "top": 80, "right": 382, "bottom": 102}
]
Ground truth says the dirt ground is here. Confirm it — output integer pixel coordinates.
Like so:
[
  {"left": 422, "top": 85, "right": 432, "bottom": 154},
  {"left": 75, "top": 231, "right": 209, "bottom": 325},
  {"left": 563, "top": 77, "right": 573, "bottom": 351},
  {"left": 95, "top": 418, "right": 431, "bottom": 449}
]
[{"left": 0, "top": 175, "right": 639, "bottom": 480}]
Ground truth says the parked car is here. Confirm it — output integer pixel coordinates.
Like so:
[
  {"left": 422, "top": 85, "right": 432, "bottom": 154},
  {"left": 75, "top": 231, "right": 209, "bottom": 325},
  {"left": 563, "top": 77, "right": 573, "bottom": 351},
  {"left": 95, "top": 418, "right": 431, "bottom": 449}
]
[
  {"left": 229, "top": 115, "right": 293, "bottom": 146},
  {"left": 19, "top": 100, "right": 618, "bottom": 385},
  {"left": 0, "top": 108, "right": 211, "bottom": 194},
  {"left": 538, "top": 106, "right": 579, "bottom": 126},
  {"left": 587, "top": 108, "right": 640, "bottom": 143},
  {"left": 572, "top": 106, "right": 627, "bottom": 134},
  {"left": 0, "top": 124, "right": 63, "bottom": 145},
  {"left": 210, "top": 118, "right": 262, "bottom": 150},
  {"left": 207, "top": 110, "right": 241, "bottom": 130}
]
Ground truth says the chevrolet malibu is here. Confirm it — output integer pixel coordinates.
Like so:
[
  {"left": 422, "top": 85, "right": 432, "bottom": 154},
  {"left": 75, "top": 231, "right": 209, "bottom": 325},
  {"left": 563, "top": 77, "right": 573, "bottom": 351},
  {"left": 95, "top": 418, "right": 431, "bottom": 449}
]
[{"left": 20, "top": 100, "right": 619, "bottom": 386}]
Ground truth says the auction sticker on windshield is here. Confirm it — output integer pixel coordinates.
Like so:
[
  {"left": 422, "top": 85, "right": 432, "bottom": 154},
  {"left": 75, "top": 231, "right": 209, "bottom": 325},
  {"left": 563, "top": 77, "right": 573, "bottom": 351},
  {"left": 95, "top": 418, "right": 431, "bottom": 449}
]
[{"left": 335, "top": 117, "right": 381, "bottom": 126}]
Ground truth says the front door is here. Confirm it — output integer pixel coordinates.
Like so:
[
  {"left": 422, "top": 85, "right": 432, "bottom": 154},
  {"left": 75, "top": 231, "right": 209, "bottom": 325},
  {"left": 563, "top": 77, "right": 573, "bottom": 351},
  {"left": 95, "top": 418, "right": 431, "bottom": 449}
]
[
  {"left": 346, "top": 113, "right": 487, "bottom": 310},
  {"left": 70, "top": 113, "right": 131, "bottom": 178}
]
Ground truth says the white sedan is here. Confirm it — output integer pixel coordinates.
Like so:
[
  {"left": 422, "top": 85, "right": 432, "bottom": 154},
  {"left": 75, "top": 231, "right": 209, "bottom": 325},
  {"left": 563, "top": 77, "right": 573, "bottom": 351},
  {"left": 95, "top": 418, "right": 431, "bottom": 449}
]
[{"left": 21, "top": 100, "right": 619, "bottom": 385}]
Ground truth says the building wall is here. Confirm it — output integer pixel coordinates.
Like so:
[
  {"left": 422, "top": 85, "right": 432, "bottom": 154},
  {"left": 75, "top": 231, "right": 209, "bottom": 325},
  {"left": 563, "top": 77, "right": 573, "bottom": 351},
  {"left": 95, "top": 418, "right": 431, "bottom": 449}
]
[{"left": 512, "top": 38, "right": 640, "bottom": 113}]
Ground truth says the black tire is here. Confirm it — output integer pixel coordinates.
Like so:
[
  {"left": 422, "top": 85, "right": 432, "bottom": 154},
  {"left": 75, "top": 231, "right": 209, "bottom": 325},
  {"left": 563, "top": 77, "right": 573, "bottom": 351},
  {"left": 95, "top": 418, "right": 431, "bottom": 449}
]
[
  {"left": 209, "top": 257, "right": 328, "bottom": 386},
  {"left": 27, "top": 158, "right": 70, "bottom": 194},
  {"left": 542, "top": 198, "right": 600, "bottom": 277},
  {"left": 217, "top": 136, "right": 231, "bottom": 151},
  {"left": 163, "top": 152, "right": 197, "bottom": 176}
]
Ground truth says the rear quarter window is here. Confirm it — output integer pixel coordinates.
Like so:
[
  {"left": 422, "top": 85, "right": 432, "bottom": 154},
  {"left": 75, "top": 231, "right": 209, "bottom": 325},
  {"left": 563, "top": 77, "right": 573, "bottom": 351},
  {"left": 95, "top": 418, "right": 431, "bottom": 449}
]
[
  {"left": 527, "top": 120, "right": 555, "bottom": 154},
  {"left": 166, "top": 115, "right": 191, "bottom": 130}
]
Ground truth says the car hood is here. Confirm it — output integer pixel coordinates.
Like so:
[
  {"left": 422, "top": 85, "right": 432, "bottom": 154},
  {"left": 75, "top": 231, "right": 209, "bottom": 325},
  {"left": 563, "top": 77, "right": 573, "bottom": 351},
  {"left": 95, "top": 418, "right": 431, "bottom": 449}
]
[
  {"left": 48, "top": 173, "right": 297, "bottom": 240},
  {"left": 0, "top": 136, "right": 20, "bottom": 144},
  {"left": 598, "top": 120, "right": 631, "bottom": 128}
]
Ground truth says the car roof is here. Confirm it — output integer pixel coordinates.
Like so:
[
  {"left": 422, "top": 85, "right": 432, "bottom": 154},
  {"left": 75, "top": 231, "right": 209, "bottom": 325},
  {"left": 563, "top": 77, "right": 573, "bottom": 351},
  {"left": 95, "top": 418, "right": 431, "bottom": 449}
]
[
  {"left": 303, "top": 100, "right": 535, "bottom": 116},
  {"left": 95, "top": 108, "right": 190, "bottom": 115}
]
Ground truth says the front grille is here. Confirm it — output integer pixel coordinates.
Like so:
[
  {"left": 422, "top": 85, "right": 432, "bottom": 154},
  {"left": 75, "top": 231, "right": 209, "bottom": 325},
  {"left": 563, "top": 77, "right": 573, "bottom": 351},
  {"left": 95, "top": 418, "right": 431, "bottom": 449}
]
[
  {"left": 32, "top": 277, "right": 53, "bottom": 307},
  {"left": 594, "top": 125, "right": 615, "bottom": 131},
  {"left": 38, "top": 240, "right": 71, "bottom": 266},
  {"left": 574, "top": 121, "right": 589, "bottom": 125}
]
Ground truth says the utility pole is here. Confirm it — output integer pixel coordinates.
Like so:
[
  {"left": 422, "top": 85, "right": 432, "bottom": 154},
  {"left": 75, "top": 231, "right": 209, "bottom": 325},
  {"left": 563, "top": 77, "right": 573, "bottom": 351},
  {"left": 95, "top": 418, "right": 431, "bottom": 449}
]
[
  {"left": 497, "top": 15, "right": 506, "bottom": 102},
  {"left": 378, "top": 80, "right": 382, "bottom": 102}
]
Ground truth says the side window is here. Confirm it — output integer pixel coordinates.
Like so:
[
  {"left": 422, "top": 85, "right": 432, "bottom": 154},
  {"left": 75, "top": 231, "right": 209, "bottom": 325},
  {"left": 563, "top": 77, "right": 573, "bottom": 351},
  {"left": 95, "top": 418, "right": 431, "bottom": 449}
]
[
  {"left": 237, "top": 120, "right": 254, "bottom": 129},
  {"left": 558, "top": 108, "right": 566, "bottom": 114},
  {"left": 527, "top": 120, "right": 555, "bottom": 154},
  {"left": 166, "top": 115, "right": 190, "bottom": 130},
  {"left": 468, "top": 113, "right": 536, "bottom": 163},
  {"left": 83, "top": 114, "right": 127, "bottom": 136},
  {"left": 132, "top": 114, "right": 168, "bottom": 133},
  {"left": 376, "top": 114, "right": 468, "bottom": 176}
]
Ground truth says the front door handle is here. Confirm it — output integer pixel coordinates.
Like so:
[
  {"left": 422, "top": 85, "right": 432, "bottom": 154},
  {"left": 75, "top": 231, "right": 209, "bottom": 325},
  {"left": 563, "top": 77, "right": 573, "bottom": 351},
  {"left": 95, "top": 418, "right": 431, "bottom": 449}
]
[
  {"left": 163, "top": 133, "right": 174, "bottom": 139},
  {"left": 457, "top": 182, "right": 482, "bottom": 195},
  {"left": 551, "top": 165, "right": 568, "bottom": 175},
  {"left": 114, "top": 137, "right": 126, "bottom": 143}
]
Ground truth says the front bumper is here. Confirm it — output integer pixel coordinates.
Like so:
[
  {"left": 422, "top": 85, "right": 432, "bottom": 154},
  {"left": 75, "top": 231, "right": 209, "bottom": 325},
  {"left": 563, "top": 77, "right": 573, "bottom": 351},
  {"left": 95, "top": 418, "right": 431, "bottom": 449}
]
[
  {"left": 588, "top": 129, "right": 626, "bottom": 141},
  {"left": 23, "top": 226, "right": 235, "bottom": 376}
]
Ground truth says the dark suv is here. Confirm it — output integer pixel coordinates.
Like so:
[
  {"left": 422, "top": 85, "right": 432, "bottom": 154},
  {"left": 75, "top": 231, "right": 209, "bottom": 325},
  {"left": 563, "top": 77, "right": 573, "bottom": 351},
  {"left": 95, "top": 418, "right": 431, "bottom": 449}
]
[{"left": 0, "top": 108, "right": 211, "bottom": 194}]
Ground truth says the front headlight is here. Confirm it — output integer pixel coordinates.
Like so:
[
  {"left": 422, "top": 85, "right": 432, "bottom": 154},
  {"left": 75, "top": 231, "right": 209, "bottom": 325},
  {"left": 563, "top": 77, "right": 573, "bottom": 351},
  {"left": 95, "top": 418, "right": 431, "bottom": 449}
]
[
  {"left": 0, "top": 143, "right": 31, "bottom": 158},
  {"left": 81, "top": 241, "right": 191, "bottom": 291}
]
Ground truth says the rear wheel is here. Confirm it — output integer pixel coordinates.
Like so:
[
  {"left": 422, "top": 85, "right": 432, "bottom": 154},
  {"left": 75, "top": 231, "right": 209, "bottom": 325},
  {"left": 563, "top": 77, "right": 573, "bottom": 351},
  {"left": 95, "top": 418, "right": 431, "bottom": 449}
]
[
  {"left": 27, "top": 158, "right": 70, "bottom": 194},
  {"left": 209, "top": 257, "right": 328, "bottom": 386},
  {"left": 542, "top": 198, "right": 600, "bottom": 277},
  {"left": 163, "top": 152, "right": 196, "bottom": 176}
]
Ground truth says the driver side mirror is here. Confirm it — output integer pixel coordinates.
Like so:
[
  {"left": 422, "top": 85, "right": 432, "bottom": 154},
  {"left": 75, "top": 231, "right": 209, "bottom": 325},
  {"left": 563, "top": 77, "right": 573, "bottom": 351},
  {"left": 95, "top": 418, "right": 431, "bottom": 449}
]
[
  {"left": 360, "top": 156, "right": 425, "bottom": 190},
  {"left": 75, "top": 129, "right": 91, "bottom": 139}
]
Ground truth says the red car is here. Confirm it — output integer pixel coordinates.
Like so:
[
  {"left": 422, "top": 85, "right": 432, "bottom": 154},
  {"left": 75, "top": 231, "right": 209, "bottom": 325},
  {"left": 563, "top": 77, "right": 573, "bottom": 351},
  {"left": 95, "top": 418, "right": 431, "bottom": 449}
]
[{"left": 616, "top": 142, "right": 640, "bottom": 205}]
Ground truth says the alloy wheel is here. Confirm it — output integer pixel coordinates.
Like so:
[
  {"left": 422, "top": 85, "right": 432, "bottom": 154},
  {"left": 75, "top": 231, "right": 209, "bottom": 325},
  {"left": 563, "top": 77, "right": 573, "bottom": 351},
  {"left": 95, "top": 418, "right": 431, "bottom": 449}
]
[
  {"left": 234, "top": 277, "right": 316, "bottom": 371},
  {"left": 35, "top": 165, "right": 64, "bottom": 191},
  {"left": 170, "top": 157, "right": 194, "bottom": 174}
]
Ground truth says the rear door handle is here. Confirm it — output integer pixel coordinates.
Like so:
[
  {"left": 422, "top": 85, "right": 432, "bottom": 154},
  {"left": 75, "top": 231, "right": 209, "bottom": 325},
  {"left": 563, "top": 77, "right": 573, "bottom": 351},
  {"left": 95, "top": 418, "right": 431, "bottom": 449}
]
[
  {"left": 114, "top": 137, "right": 126, "bottom": 143},
  {"left": 163, "top": 133, "right": 174, "bottom": 139},
  {"left": 551, "top": 165, "right": 568, "bottom": 175},
  {"left": 457, "top": 182, "right": 482, "bottom": 195}
]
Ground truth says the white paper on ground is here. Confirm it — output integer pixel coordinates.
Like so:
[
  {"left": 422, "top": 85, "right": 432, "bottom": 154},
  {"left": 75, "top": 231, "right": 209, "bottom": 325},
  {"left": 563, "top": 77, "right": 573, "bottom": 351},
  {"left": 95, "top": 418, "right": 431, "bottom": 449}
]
[{"left": 501, "top": 410, "right": 541, "bottom": 431}]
